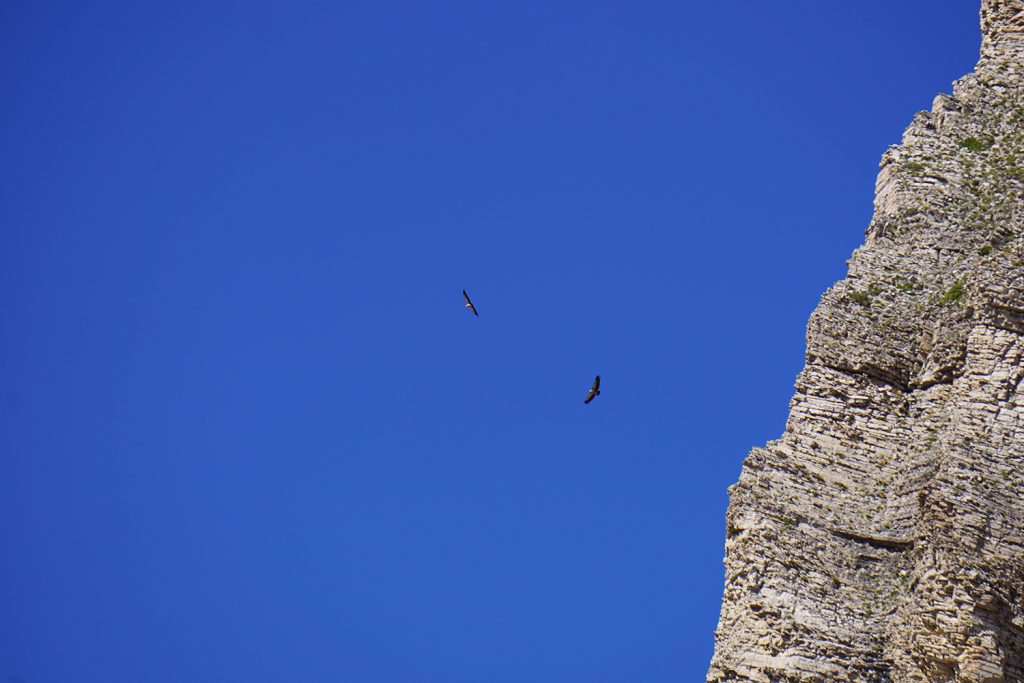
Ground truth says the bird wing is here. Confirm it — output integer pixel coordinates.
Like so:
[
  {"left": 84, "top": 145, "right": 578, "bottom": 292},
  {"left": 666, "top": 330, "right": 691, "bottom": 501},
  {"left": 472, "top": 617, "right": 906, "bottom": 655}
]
[
  {"left": 592, "top": 375, "right": 601, "bottom": 391},
  {"left": 463, "top": 290, "right": 478, "bottom": 316}
]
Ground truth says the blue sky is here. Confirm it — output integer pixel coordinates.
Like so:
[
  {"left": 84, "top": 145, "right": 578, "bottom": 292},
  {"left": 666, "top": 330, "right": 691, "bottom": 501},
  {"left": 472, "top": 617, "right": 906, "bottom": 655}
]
[{"left": 1, "top": 2, "right": 978, "bottom": 681}]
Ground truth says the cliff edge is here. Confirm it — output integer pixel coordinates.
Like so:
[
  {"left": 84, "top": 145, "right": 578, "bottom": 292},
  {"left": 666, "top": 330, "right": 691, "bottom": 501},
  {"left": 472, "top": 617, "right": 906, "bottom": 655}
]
[{"left": 708, "top": 1, "right": 1024, "bottom": 681}]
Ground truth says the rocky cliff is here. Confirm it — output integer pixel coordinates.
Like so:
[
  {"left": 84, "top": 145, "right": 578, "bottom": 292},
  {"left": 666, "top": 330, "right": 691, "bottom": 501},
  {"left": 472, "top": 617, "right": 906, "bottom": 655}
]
[{"left": 707, "top": 2, "right": 1024, "bottom": 681}]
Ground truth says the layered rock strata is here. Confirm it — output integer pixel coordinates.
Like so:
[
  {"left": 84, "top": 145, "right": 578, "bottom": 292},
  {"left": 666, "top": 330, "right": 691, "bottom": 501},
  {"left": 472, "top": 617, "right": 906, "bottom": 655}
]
[{"left": 708, "top": 2, "right": 1024, "bottom": 681}]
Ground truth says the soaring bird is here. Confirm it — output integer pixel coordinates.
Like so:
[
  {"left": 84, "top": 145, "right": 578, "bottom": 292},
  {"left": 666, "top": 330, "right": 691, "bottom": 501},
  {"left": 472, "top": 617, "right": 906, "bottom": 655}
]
[
  {"left": 462, "top": 290, "right": 479, "bottom": 316},
  {"left": 584, "top": 375, "right": 601, "bottom": 404}
]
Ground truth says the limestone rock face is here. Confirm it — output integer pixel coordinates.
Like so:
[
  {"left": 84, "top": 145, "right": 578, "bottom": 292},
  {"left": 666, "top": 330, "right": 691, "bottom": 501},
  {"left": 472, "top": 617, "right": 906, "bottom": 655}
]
[{"left": 707, "top": 2, "right": 1024, "bottom": 681}]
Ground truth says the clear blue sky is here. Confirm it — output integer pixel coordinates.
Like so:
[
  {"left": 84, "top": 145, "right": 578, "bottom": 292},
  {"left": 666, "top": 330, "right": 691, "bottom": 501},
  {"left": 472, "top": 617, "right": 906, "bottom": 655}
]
[{"left": 1, "top": 2, "right": 978, "bottom": 681}]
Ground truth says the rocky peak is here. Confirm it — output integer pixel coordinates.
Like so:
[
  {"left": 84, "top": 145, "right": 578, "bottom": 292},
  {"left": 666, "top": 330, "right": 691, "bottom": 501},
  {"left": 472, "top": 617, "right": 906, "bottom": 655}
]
[
  {"left": 707, "top": 2, "right": 1024, "bottom": 681},
  {"left": 981, "top": 0, "right": 1024, "bottom": 68}
]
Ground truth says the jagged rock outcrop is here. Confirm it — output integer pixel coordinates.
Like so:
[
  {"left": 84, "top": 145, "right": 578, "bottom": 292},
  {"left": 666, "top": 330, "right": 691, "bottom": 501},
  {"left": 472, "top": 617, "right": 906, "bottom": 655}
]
[{"left": 707, "top": 2, "right": 1024, "bottom": 681}]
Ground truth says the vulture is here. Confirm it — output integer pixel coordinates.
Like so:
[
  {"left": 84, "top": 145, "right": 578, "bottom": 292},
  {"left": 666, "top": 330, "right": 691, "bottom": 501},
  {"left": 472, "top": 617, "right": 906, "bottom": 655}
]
[
  {"left": 584, "top": 375, "right": 601, "bottom": 404},
  {"left": 462, "top": 289, "right": 479, "bottom": 317}
]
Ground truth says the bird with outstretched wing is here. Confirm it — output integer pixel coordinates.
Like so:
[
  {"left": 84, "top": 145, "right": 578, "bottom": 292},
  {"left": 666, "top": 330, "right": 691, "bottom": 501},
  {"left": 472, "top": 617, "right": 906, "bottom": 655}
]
[
  {"left": 462, "top": 290, "right": 479, "bottom": 317},
  {"left": 584, "top": 375, "right": 601, "bottom": 404}
]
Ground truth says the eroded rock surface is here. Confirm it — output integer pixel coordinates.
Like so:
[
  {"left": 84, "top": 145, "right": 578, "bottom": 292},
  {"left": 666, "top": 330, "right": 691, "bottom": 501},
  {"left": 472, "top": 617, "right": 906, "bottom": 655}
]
[{"left": 708, "top": 2, "right": 1024, "bottom": 681}]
